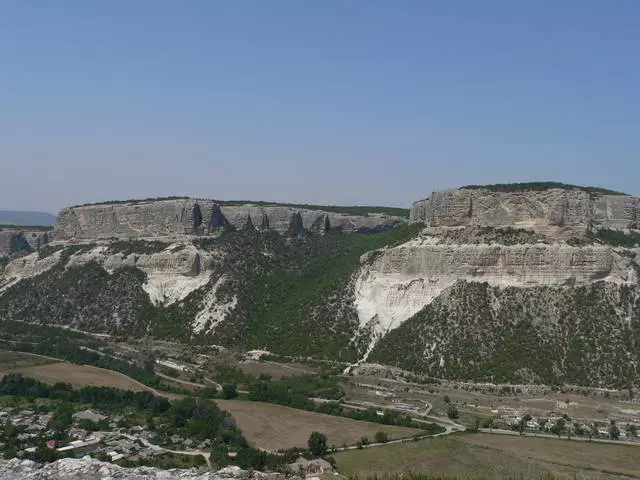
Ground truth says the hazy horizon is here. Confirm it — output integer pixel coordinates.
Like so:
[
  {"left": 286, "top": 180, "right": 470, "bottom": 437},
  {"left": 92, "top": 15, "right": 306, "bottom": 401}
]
[{"left": 2, "top": 1, "right": 639, "bottom": 213}]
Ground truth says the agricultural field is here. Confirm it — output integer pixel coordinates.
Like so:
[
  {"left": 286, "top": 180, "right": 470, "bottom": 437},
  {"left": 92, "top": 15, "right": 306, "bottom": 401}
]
[
  {"left": 0, "top": 350, "right": 57, "bottom": 370},
  {"left": 335, "top": 433, "right": 640, "bottom": 479},
  {"left": 237, "top": 360, "right": 317, "bottom": 379},
  {"left": 0, "top": 350, "right": 148, "bottom": 392},
  {"left": 215, "top": 399, "right": 422, "bottom": 451}
]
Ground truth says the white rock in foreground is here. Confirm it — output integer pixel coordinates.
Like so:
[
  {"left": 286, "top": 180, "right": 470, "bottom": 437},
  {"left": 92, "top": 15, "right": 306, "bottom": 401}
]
[{"left": 0, "top": 457, "right": 252, "bottom": 480}]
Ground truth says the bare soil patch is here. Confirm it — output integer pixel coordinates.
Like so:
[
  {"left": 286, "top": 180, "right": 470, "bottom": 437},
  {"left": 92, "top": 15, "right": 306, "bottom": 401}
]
[
  {"left": 0, "top": 361, "right": 148, "bottom": 392},
  {"left": 215, "top": 399, "right": 421, "bottom": 451}
]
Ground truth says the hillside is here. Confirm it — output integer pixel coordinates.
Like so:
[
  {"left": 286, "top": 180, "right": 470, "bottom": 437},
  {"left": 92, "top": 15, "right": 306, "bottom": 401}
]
[
  {"left": 1, "top": 186, "right": 640, "bottom": 388},
  {"left": 0, "top": 225, "right": 423, "bottom": 362},
  {"left": 0, "top": 210, "right": 56, "bottom": 226}
]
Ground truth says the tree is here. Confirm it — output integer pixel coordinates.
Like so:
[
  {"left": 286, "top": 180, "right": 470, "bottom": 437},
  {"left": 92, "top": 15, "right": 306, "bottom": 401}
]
[
  {"left": 49, "top": 402, "right": 73, "bottom": 434},
  {"left": 446, "top": 405, "right": 459, "bottom": 420},
  {"left": 221, "top": 384, "right": 238, "bottom": 400},
  {"left": 609, "top": 420, "right": 620, "bottom": 440},
  {"left": 482, "top": 417, "right": 494, "bottom": 430},
  {"left": 626, "top": 424, "right": 638, "bottom": 438},
  {"left": 443, "top": 395, "right": 451, "bottom": 404},
  {"left": 468, "top": 417, "right": 480, "bottom": 433},
  {"left": 307, "top": 431, "right": 327, "bottom": 457},
  {"left": 550, "top": 418, "right": 565, "bottom": 438},
  {"left": 374, "top": 431, "right": 389, "bottom": 443},
  {"left": 518, "top": 414, "right": 532, "bottom": 434},
  {"left": 589, "top": 423, "right": 599, "bottom": 441}
]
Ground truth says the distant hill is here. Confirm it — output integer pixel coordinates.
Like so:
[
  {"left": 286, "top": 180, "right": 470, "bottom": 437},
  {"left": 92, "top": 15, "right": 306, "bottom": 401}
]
[{"left": 0, "top": 211, "right": 56, "bottom": 227}]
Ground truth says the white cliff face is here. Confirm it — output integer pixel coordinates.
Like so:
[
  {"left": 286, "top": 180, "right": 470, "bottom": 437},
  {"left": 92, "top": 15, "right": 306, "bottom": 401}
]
[
  {"left": 0, "top": 249, "right": 63, "bottom": 292},
  {"left": 1, "top": 242, "right": 224, "bottom": 309},
  {"left": 68, "top": 243, "right": 221, "bottom": 306},
  {"left": 193, "top": 275, "right": 238, "bottom": 334},
  {"left": 354, "top": 234, "right": 639, "bottom": 356}
]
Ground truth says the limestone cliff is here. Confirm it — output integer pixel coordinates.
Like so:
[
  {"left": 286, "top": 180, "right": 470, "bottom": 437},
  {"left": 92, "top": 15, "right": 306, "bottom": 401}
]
[
  {"left": 54, "top": 199, "right": 406, "bottom": 240},
  {"left": 0, "top": 228, "right": 52, "bottom": 257},
  {"left": 410, "top": 187, "right": 639, "bottom": 230},
  {"left": 354, "top": 232, "right": 638, "bottom": 349},
  {"left": 352, "top": 184, "right": 640, "bottom": 387}
]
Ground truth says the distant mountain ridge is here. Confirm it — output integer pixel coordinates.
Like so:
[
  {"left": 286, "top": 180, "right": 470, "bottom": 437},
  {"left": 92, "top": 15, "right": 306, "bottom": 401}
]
[{"left": 0, "top": 210, "right": 56, "bottom": 227}]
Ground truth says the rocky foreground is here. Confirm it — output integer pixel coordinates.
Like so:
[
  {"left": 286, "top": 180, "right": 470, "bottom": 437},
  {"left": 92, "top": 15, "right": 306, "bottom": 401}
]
[{"left": 0, "top": 457, "right": 271, "bottom": 480}]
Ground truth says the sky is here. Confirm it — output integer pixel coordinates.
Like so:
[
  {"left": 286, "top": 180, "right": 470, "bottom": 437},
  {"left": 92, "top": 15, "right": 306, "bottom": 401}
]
[{"left": 1, "top": 1, "right": 639, "bottom": 214}]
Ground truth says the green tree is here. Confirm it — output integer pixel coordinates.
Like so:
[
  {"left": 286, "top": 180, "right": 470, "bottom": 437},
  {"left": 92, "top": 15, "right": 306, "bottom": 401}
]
[
  {"left": 221, "top": 384, "right": 238, "bottom": 399},
  {"left": 550, "top": 418, "right": 565, "bottom": 438},
  {"left": 609, "top": 420, "right": 620, "bottom": 440},
  {"left": 589, "top": 423, "right": 599, "bottom": 441},
  {"left": 374, "top": 431, "right": 389, "bottom": 443},
  {"left": 49, "top": 402, "right": 73, "bottom": 433},
  {"left": 482, "top": 417, "right": 494, "bottom": 431},
  {"left": 307, "top": 431, "right": 327, "bottom": 457},
  {"left": 626, "top": 423, "right": 638, "bottom": 438},
  {"left": 446, "top": 405, "right": 459, "bottom": 420},
  {"left": 443, "top": 395, "right": 451, "bottom": 404},
  {"left": 518, "top": 414, "right": 532, "bottom": 434}
]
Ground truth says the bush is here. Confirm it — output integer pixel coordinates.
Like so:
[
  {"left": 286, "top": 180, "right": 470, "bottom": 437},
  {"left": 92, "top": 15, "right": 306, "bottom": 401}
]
[
  {"left": 374, "top": 431, "right": 389, "bottom": 443},
  {"left": 221, "top": 384, "right": 238, "bottom": 399}
]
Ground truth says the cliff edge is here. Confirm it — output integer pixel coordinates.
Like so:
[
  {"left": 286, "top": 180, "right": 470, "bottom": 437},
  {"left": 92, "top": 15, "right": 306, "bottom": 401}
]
[
  {"left": 410, "top": 184, "right": 639, "bottom": 231},
  {"left": 55, "top": 199, "right": 406, "bottom": 240}
]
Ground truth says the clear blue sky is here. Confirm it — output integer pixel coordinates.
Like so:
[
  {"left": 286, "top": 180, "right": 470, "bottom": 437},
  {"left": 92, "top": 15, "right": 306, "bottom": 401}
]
[{"left": 1, "top": 1, "right": 639, "bottom": 213}]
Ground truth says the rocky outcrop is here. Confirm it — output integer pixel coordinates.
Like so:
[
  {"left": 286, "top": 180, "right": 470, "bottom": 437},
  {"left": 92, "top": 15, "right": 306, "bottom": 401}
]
[
  {"left": 354, "top": 234, "right": 638, "bottom": 350},
  {"left": 410, "top": 188, "right": 640, "bottom": 231},
  {"left": 54, "top": 199, "right": 406, "bottom": 240},
  {"left": 0, "top": 228, "right": 52, "bottom": 256},
  {"left": 0, "top": 457, "right": 257, "bottom": 479}
]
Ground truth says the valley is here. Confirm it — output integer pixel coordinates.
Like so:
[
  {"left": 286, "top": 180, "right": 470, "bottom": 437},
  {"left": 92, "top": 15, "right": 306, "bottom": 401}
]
[{"left": 1, "top": 184, "right": 640, "bottom": 478}]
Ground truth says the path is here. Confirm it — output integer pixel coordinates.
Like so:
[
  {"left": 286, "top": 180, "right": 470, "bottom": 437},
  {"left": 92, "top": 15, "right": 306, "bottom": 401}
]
[
  {"left": 121, "top": 433, "right": 212, "bottom": 468},
  {"left": 478, "top": 428, "right": 640, "bottom": 446}
]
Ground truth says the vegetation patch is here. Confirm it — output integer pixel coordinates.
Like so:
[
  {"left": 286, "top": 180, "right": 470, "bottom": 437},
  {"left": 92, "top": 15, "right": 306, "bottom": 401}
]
[
  {"left": 106, "top": 240, "right": 169, "bottom": 256},
  {"left": 71, "top": 196, "right": 190, "bottom": 207},
  {"left": 589, "top": 228, "right": 640, "bottom": 248},
  {"left": 0, "top": 374, "right": 286, "bottom": 471},
  {"left": 72, "top": 197, "right": 408, "bottom": 217},
  {"left": 370, "top": 281, "right": 640, "bottom": 388},
  {"left": 199, "top": 224, "right": 424, "bottom": 360},
  {"left": 461, "top": 182, "right": 626, "bottom": 196}
]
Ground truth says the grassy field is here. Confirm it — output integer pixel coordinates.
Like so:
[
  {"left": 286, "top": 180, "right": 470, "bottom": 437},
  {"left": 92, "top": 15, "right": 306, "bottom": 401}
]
[
  {"left": 0, "top": 350, "right": 58, "bottom": 369},
  {"left": 215, "top": 399, "right": 422, "bottom": 451},
  {"left": 0, "top": 351, "right": 148, "bottom": 392},
  {"left": 237, "top": 360, "right": 317, "bottom": 380},
  {"left": 335, "top": 433, "right": 640, "bottom": 479}
]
